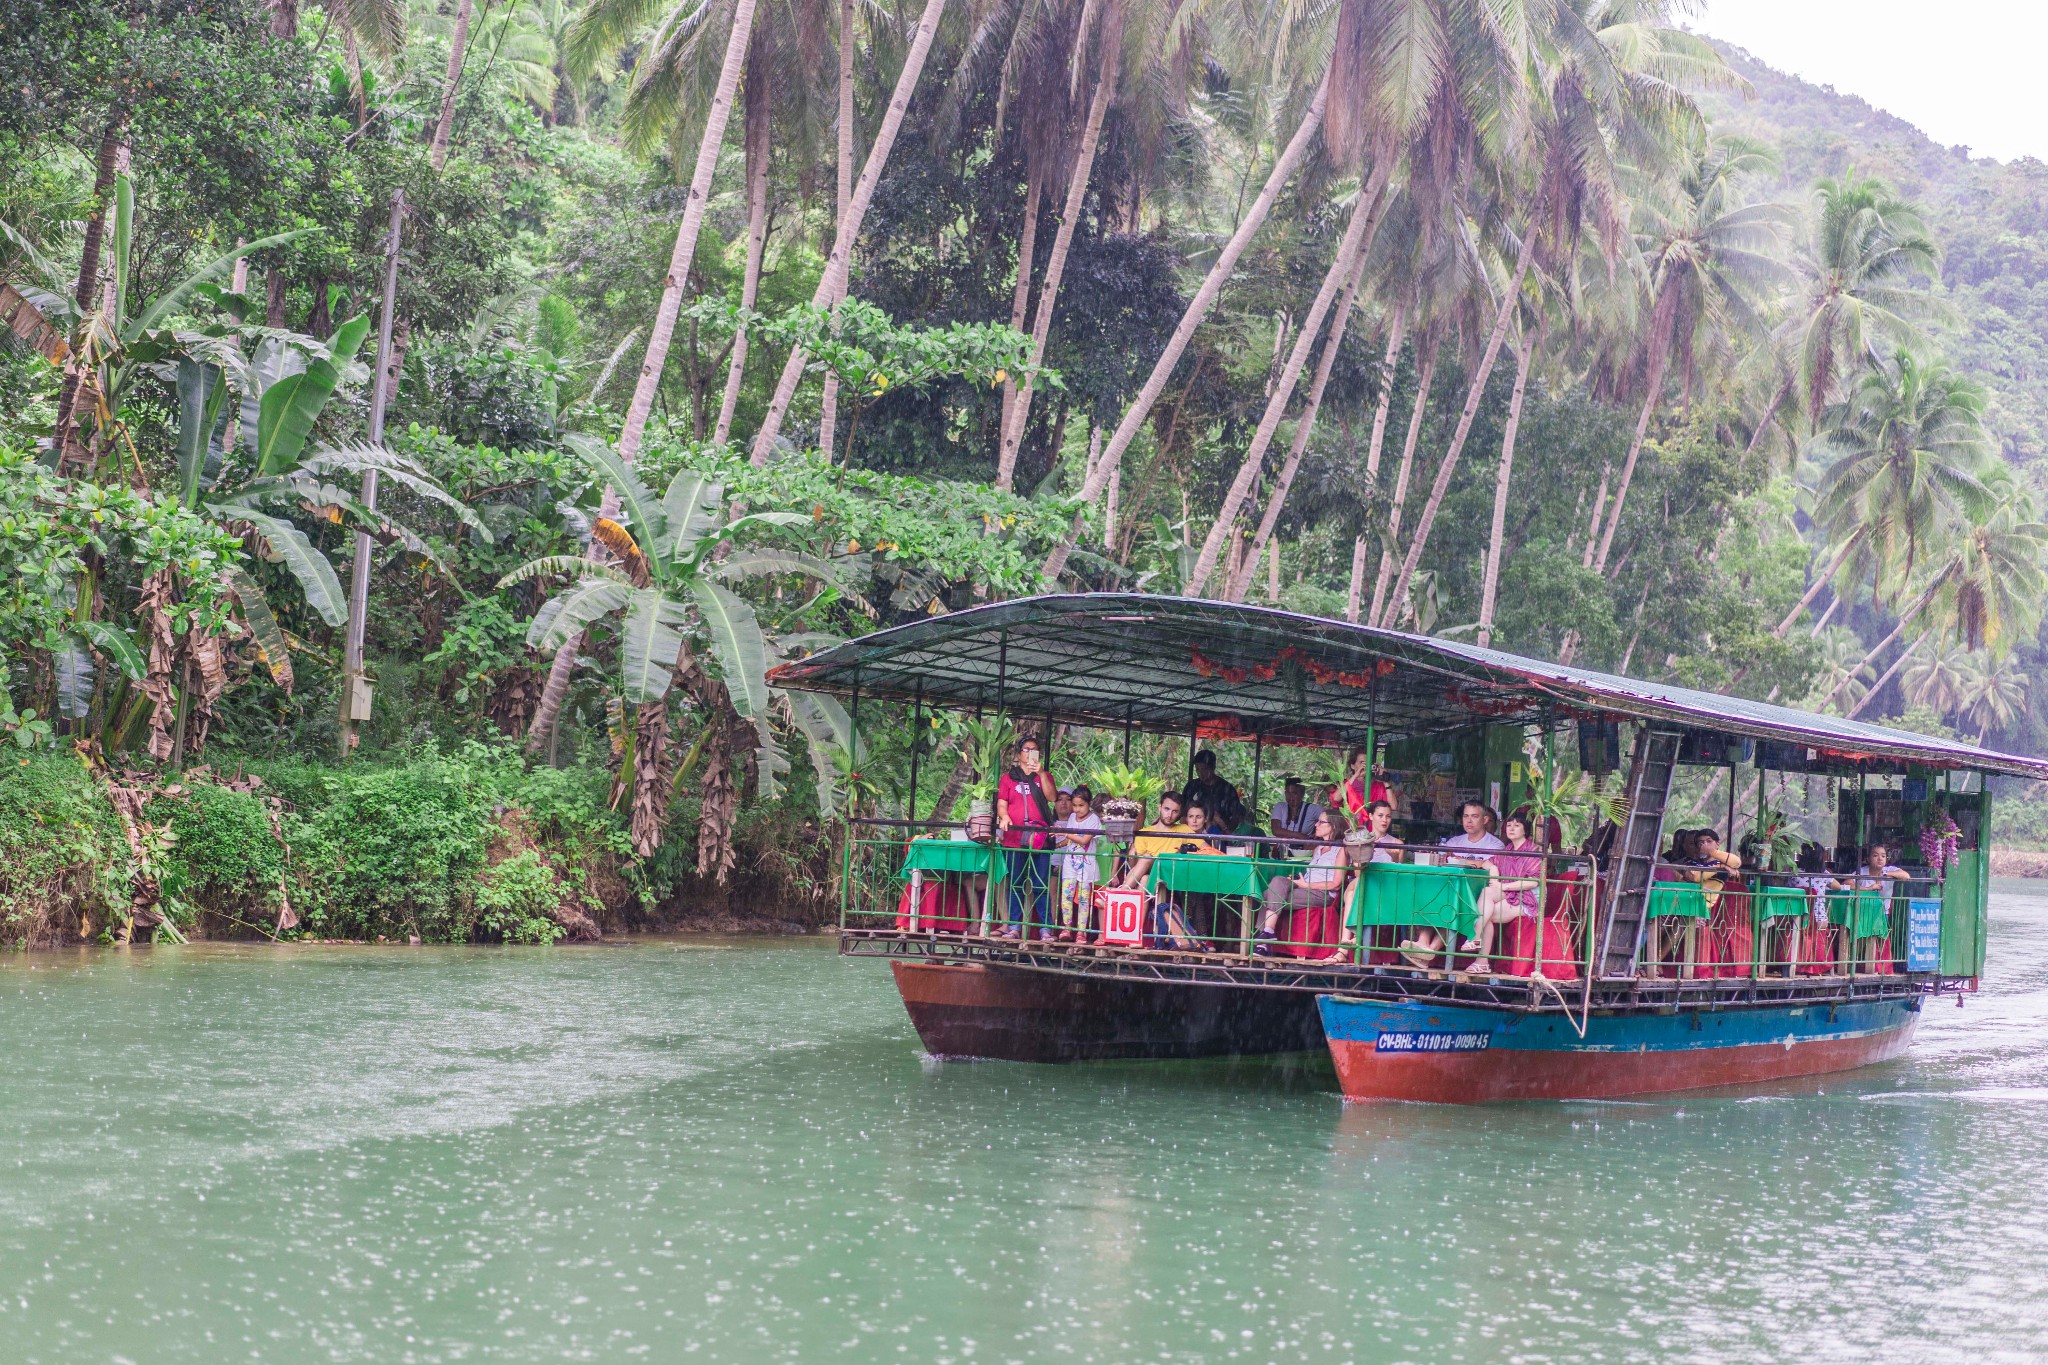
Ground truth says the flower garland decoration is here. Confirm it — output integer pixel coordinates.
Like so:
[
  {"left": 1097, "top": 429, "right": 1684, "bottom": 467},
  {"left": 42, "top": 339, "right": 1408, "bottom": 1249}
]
[
  {"left": 1188, "top": 645, "right": 1395, "bottom": 689},
  {"left": 1919, "top": 809, "right": 1963, "bottom": 876}
]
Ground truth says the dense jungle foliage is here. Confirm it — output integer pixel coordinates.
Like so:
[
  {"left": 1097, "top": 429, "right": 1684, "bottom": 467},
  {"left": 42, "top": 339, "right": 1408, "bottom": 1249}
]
[{"left": 4, "top": 0, "right": 2048, "bottom": 945}]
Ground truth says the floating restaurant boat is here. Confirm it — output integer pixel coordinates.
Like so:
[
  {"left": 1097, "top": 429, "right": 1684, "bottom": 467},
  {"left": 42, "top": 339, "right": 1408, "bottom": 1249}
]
[{"left": 770, "top": 594, "right": 2044, "bottom": 1103}]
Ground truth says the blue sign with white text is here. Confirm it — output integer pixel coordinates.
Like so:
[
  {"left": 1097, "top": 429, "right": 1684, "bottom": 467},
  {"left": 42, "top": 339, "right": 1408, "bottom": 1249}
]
[{"left": 1906, "top": 897, "right": 1942, "bottom": 973}]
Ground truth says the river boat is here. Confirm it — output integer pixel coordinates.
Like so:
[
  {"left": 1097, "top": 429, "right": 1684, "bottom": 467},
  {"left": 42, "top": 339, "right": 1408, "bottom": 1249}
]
[{"left": 770, "top": 594, "right": 2043, "bottom": 1103}]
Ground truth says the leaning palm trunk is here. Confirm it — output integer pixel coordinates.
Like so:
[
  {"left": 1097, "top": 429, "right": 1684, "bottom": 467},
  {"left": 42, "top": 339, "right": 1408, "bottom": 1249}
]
[
  {"left": 1185, "top": 163, "right": 1390, "bottom": 597},
  {"left": 1384, "top": 225, "right": 1540, "bottom": 628},
  {"left": 1590, "top": 346, "right": 1668, "bottom": 575},
  {"left": 1368, "top": 333, "right": 1439, "bottom": 626},
  {"left": 994, "top": 176, "right": 1043, "bottom": 463},
  {"left": 994, "top": 0, "right": 1121, "bottom": 492},
  {"left": 713, "top": 34, "right": 774, "bottom": 446},
  {"left": 1227, "top": 243, "right": 1373, "bottom": 602},
  {"left": 428, "top": 0, "right": 477, "bottom": 171},
  {"left": 1476, "top": 329, "right": 1536, "bottom": 648},
  {"left": 1039, "top": 70, "right": 1331, "bottom": 581},
  {"left": 1844, "top": 632, "right": 1929, "bottom": 721},
  {"left": 1822, "top": 580, "right": 1942, "bottom": 711},
  {"left": 53, "top": 114, "right": 129, "bottom": 470},
  {"left": 750, "top": 0, "right": 950, "bottom": 466},
  {"left": 526, "top": 0, "right": 761, "bottom": 754},
  {"left": 1773, "top": 531, "right": 1862, "bottom": 638},
  {"left": 816, "top": 0, "right": 857, "bottom": 459}
]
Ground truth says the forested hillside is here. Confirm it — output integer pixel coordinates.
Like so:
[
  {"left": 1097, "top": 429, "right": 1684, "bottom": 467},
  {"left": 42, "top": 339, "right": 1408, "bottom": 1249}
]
[
  {"left": 5, "top": 0, "right": 2048, "bottom": 947},
  {"left": 1707, "top": 42, "right": 2048, "bottom": 469}
]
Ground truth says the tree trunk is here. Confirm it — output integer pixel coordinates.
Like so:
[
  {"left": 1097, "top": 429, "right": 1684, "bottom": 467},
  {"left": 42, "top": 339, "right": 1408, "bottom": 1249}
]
[
  {"left": 1476, "top": 327, "right": 1536, "bottom": 648},
  {"left": 750, "top": 0, "right": 950, "bottom": 466},
  {"left": 994, "top": 175, "right": 1044, "bottom": 462},
  {"left": 1579, "top": 462, "right": 1609, "bottom": 569},
  {"left": 629, "top": 697, "right": 672, "bottom": 857},
  {"left": 1227, "top": 238, "right": 1372, "bottom": 601},
  {"left": 265, "top": 267, "right": 286, "bottom": 327},
  {"left": 1384, "top": 225, "right": 1539, "bottom": 628},
  {"left": 267, "top": 0, "right": 298, "bottom": 39},
  {"left": 1822, "top": 580, "right": 1942, "bottom": 711},
  {"left": 993, "top": 0, "right": 1121, "bottom": 492},
  {"left": 1845, "top": 631, "right": 1929, "bottom": 721},
  {"left": 614, "top": 0, "right": 761, "bottom": 467},
  {"left": 428, "top": 0, "right": 477, "bottom": 171},
  {"left": 1774, "top": 531, "right": 1861, "bottom": 638},
  {"left": 1362, "top": 301, "right": 1407, "bottom": 482},
  {"left": 525, "top": 629, "right": 583, "bottom": 754},
  {"left": 1745, "top": 374, "right": 1794, "bottom": 458},
  {"left": 816, "top": 0, "right": 857, "bottom": 460},
  {"left": 1591, "top": 350, "right": 1667, "bottom": 575},
  {"left": 1186, "top": 161, "right": 1390, "bottom": 597},
  {"left": 713, "top": 31, "right": 773, "bottom": 447},
  {"left": 53, "top": 113, "right": 128, "bottom": 467},
  {"left": 1037, "top": 68, "right": 1331, "bottom": 581},
  {"left": 1369, "top": 333, "right": 1440, "bottom": 626}
]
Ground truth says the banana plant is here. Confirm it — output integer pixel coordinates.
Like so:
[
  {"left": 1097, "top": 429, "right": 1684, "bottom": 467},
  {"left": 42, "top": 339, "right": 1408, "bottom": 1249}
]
[{"left": 500, "top": 434, "right": 838, "bottom": 866}]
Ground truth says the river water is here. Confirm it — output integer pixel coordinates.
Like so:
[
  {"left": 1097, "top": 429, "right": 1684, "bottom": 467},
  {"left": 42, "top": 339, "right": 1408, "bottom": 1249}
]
[{"left": 4, "top": 888, "right": 2048, "bottom": 1364}]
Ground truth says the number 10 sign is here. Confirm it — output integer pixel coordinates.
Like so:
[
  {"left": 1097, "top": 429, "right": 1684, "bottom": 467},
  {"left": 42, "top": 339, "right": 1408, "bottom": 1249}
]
[{"left": 1100, "top": 888, "right": 1146, "bottom": 946}]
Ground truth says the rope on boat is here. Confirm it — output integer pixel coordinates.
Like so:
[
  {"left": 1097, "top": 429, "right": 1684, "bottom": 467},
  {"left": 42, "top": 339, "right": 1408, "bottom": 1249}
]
[{"left": 1532, "top": 971, "right": 1592, "bottom": 1039}]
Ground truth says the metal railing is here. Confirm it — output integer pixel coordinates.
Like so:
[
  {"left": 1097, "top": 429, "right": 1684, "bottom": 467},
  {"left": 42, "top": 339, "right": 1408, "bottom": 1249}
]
[{"left": 1634, "top": 861, "right": 1940, "bottom": 980}]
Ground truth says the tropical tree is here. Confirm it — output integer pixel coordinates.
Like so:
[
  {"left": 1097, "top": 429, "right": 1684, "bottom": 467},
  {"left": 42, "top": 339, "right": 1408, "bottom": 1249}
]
[
  {"left": 1959, "top": 653, "right": 2028, "bottom": 744},
  {"left": 503, "top": 436, "right": 840, "bottom": 867}
]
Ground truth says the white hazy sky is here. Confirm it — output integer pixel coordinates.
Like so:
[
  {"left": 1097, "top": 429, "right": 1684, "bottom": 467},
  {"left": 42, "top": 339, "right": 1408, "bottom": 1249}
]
[{"left": 1697, "top": 1, "right": 2048, "bottom": 164}]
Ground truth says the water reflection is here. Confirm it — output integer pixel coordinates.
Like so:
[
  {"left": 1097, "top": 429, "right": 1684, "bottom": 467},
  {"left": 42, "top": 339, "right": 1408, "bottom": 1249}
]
[{"left": 0, "top": 891, "right": 2044, "bottom": 1362}]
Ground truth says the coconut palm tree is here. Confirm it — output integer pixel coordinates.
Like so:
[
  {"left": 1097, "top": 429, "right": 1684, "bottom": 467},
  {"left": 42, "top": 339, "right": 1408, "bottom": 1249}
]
[
  {"left": 1959, "top": 653, "right": 2028, "bottom": 744},
  {"left": 1585, "top": 131, "right": 1793, "bottom": 574}
]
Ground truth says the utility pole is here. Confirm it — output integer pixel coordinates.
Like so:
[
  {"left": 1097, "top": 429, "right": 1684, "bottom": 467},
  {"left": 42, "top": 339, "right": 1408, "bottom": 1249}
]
[{"left": 339, "top": 189, "right": 404, "bottom": 756}]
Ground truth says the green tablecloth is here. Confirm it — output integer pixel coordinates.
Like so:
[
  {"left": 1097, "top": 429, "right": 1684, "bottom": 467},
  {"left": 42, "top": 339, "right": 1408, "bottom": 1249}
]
[
  {"left": 1646, "top": 881, "right": 1710, "bottom": 920},
  {"left": 1347, "top": 862, "right": 1486, "bottom": 941},
  {"left": 1754, "top": 886, "right": 1813, "bottom": 921},
  {"left": 1147, "top": 853, "right": 1295, "bottom": 899},
  {"left": 1828, "top": 890, "right": 1890, "bottom": 939},
  {"left": 899, "top": 840, "right": 1002, "bottom": 878}
]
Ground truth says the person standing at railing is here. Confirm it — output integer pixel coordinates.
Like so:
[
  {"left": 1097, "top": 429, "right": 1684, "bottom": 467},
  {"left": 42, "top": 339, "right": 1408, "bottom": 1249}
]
[
  {"left": 1842, "top": 843, "right": 1908, "bottom": 973},
  {"left": 1181, "top": 750, "right": 1247, "bottom": 833},
  {"left": 996, "top": 735, "right": 1058, "bottom": 941},
  {"left": 1332, "top": 746, "right": 1392, "bottom": 828},
  {"left": 1052, "top": 785, "right": 1103, "bottom": 944}
]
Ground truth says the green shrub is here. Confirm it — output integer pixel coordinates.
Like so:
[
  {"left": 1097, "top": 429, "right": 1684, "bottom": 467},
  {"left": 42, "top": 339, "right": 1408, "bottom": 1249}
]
[
  {"left": 312, "top": 754, "right": 501, "bottom": 942},
  {"left": 151, "top": 783, "right": 285, "bottom": 932},
  {"left": 474, "top": 850, "right": 566, "bottom": 944},
  {"left": 0, "top": 752, "right": 128, "bottom": 947}
]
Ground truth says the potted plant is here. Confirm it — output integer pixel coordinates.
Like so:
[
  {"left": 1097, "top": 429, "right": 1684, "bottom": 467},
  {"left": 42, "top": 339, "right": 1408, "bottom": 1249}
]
[
  {"left": 1519, "top": 738, "right": 1629, "bottom": 850},
  {"left": 957, "top": 713, "right": 1017, "bottom": 842},
  {"left": 1087, "top": 761, "right": 1163, "bottom": 842},
  {"left": 1744, "top": 800, "right": 1804, "bottom": 873}
]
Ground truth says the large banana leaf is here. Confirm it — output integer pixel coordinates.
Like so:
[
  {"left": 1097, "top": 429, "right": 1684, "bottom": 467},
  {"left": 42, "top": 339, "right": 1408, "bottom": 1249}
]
[
  {"left": 239, "top": 335, "right": 307, "bottom": 456},
  {"left": 562, "top": 433, "right": 665, "bottom": 553},
  {"left": 51, "top": 636, "right": 95, "bottom": 720},
  {"left": 110, "top": 175, "right": 133, "bottom": 331},
  {"left": 219, "top": 564, "right": 293, "bottom": 692},
  {"left": 234, "top": 510, "right": 348, "bottom": 628},
  {"left": 712, "top": 549, "right": 842, "bottom": 585},
  {"left": 174, "top": 357, "right": 219, "bottom": 508},
  {"left": 129, "top": 227, "right": 318, "bottom": 338},
  {"left": 497, "top": 556, "right": 634, "bottom": 590},
  {"left": 751, "top": 715, "right": 789, "bottom": 802},
  {"left": 526, "top": 578, "right": 629, "bottom": 651},
  {"left": 76, "top": 620, "right": 146, "bottom": 682},
  {"left": 784, "top": 690, "right": 850, "bottom": 816},
  {"left": 300, "top": 443, "right": 492, "bottom": 539},
  {"left": 691, "top": 579, "right": 769, "bottom": 719},
  {"left": 254, "top": 314, "right": 372, "bottom": 475},
  {"left": 618, "top": 587, "right": 684, "bottom": 704},
  {"left": 660, "top": 471, "right": 722, "bottom": 562}
]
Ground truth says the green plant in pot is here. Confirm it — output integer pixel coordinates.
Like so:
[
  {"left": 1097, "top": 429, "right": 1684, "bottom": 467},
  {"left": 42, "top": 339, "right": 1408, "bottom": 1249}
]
[
  {"left": 1087, "top": 761, "right": 1164, "bottom": 842},
  {"left": 1744, "top": 801, "right": 1803, "bottom": 873},
  {"left": 957, "top": 713, "right": 1017, "bottom": 841},
  {"left": 1519, "top": 737, "right": 1629, "bottom": 850}
]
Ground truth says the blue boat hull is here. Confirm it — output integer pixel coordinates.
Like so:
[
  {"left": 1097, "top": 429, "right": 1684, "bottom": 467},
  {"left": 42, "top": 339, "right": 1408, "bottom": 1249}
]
[{"left": 1318, "top": 993, "right": 1922, "bottom": 1103}]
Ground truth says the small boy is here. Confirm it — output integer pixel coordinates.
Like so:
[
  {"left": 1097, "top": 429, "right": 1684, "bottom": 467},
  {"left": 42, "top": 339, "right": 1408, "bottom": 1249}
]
[{"left": 1053, "top": 785, "right": 1104, "bottom": 942}]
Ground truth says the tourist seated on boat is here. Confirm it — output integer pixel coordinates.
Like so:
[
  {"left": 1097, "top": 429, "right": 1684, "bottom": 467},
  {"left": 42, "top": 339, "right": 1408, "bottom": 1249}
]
[
  {"left": 1052, "top": 785, "right": 1103, "bottom": 943},
  {"left": 1180, "top": 750, "right": 1247, "bottom": 832},
  {"left": 1332, "top": 746, "right": 1392, "bottom": 827},
  {"left": 1269, "top": 776, "right": 1324, "bottom": 843},
  {"left": 1338, "top": 799, "right": 1402, "bottom": 951},
  {"left": 1455, "top": 811, "right": 1544, "bottom": 976},
  {"left": 1254, "top": 809, "right": 1349, "bottom": 954},
  {"left": 1111, "top": 792, "right": 1187, "bottom": 892},
  {"left": 1685, "top": 827, "right": 1755, "bottom": 978},
  {"left": 1141, "top": 797, "right": 1220, "bottom": 951},
  {"left": 1784, "top": 842, "right": 1836, "bottom": 976},
  {"left": 1398, "top": 802, "right": 1504, "bottom": 968},
  {"left": 995, "top": 734, "right": 1058, "bottom": 941}
]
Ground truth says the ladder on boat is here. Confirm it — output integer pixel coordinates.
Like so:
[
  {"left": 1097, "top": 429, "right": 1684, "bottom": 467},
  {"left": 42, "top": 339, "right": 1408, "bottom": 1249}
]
[{"left": 1596, "top": 727, "right": 1683, "bottom": 978}]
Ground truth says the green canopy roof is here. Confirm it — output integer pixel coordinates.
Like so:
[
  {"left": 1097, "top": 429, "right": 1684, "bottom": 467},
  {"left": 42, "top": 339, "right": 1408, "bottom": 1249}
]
[{"left": 767, "top": 594, "right": 2048, "bottom": 779}]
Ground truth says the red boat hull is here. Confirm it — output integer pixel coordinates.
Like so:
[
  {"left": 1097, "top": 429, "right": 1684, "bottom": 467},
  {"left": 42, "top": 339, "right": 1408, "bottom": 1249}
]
[
  {"left": 1319, "top": 994, "right": 1922, "bottom": 1104},
  {"left": 890, "top": 960, "right": 1325, "bottom": 1062}
]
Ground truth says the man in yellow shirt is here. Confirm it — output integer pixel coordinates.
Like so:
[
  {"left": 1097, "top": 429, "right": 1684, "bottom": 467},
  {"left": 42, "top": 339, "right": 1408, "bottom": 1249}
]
[{"left": 1120, "top": 792, "right": 1188, "bottom": 883}]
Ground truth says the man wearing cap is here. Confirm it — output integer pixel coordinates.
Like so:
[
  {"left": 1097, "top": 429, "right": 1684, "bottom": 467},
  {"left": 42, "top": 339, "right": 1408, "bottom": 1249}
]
[{"left": 1268, "top": 776, "right": 1323, "bottom": 843}]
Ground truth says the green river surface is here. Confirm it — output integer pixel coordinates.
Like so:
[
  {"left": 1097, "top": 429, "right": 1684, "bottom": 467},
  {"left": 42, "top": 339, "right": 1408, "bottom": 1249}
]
[{"left": 6, "top": 886, "right": 2048, "bottom": 1364}]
